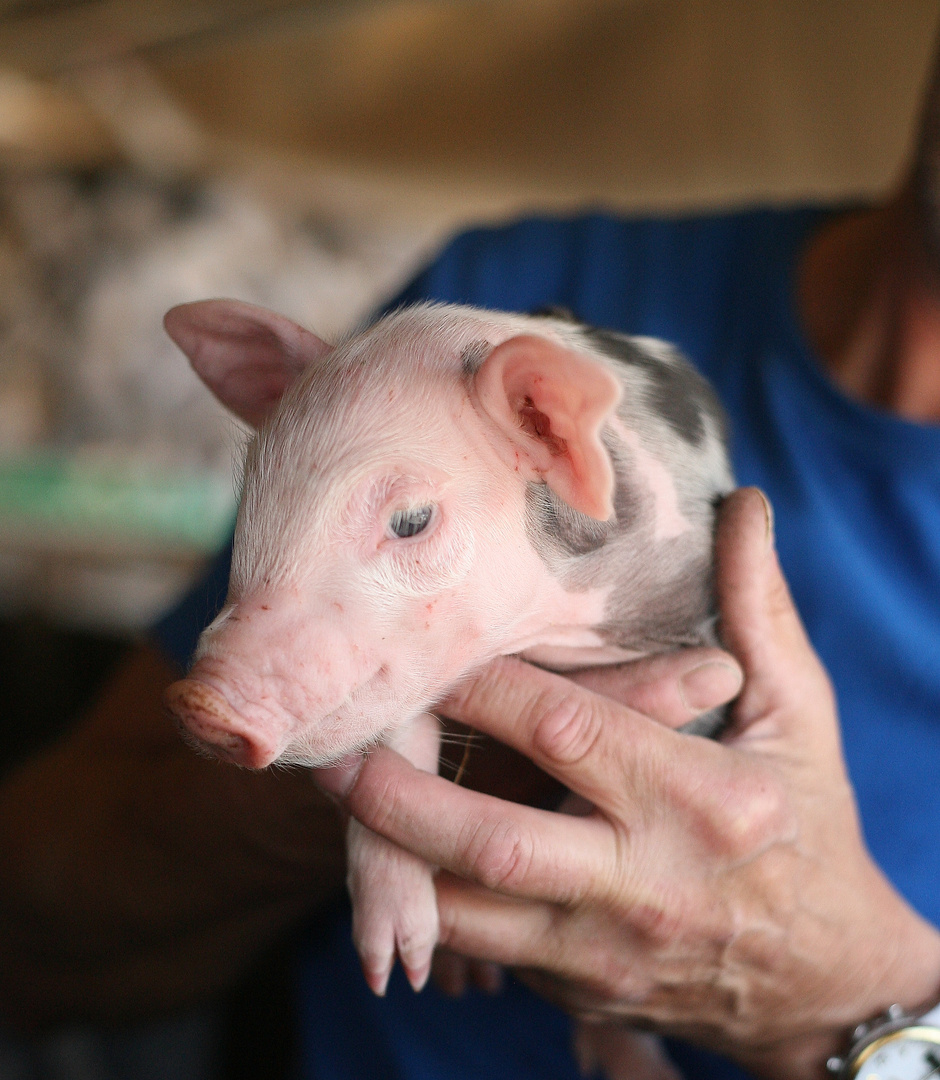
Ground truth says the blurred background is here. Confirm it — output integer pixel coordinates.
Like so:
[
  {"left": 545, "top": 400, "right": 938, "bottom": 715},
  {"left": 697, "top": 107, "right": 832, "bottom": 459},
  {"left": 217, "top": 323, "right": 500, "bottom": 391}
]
[
  {"left": 0, "top": 0, "right": 937, "bottom": 641},
  {"left": 0, "top": 0, "right": 936, "bottom": 1075}
]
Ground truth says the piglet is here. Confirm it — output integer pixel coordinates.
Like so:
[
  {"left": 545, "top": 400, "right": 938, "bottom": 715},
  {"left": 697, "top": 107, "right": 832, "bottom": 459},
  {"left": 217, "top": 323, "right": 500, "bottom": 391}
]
[{"left": 163, "top": 299, "right": 733, "bottom": 1062}]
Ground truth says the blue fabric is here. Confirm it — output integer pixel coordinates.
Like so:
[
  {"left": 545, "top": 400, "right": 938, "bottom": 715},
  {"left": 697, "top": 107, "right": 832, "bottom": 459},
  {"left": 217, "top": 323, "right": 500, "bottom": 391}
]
[
  {"left": 297, "top": 912, "right": 577, "bottom": 1080},
  {"left": 155, "top": 543, "right": 232, "bottom": 672},
  {"left": 153, "top": 205, "right": 940, "bottom": 1079}
]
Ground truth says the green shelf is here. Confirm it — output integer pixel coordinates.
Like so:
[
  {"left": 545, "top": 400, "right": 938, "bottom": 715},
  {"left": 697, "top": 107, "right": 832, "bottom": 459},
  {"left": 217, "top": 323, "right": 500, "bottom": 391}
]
[{"left": 0, "top": 451, "right": 237, "bottom": 553}]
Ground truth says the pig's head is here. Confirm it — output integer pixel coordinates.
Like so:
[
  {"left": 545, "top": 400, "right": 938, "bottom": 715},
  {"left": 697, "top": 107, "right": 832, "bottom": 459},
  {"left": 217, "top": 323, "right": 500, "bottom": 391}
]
[{"left": 162, "top": 299, "right": 730, "bottom": 768}]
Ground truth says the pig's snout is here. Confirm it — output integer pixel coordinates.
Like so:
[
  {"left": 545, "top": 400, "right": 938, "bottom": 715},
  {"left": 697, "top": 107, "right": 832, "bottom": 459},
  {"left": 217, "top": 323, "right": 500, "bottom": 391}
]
[{"left": 164, "top": 679, "right": 281, "bottom": 769}]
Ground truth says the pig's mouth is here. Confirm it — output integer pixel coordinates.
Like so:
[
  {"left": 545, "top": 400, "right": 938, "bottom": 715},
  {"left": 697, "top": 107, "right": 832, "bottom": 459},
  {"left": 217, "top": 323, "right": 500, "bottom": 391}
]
[
  {"left": 164, "top": 663, "right": 412, "bottom": 770},
  {"left": 272, "top": 699, "right": 403, "bottom": 770}
]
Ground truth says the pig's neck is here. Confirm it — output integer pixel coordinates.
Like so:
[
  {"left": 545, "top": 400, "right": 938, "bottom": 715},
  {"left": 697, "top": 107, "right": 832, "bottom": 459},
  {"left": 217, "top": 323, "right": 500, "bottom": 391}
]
[{"left": 502, "top": 581, "right": 645, "bottom": 672}]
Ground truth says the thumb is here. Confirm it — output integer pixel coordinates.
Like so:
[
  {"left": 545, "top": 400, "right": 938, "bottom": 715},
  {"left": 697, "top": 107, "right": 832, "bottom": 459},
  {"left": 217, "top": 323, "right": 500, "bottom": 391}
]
[{"left": 715, "top": 488, "right": 835, "bottom": 738}]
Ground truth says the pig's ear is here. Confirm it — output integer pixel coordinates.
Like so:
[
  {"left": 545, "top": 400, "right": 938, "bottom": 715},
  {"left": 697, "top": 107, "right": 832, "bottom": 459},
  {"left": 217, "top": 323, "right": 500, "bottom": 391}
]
[
  {"left": 164, "top": 299, "right": 331, "bottom": 428},
  {"left": 475, "top": 334, "right": 621, "bottom": 520}
]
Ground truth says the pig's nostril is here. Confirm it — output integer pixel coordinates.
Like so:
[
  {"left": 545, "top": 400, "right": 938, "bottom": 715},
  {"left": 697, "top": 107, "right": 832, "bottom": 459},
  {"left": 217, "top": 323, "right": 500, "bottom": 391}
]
[
  {"left": 163, "top": 678, "right": 276, "bottom": 769},
  {"left": 181, "top": 723, "right": 251, "bottom": 765}
]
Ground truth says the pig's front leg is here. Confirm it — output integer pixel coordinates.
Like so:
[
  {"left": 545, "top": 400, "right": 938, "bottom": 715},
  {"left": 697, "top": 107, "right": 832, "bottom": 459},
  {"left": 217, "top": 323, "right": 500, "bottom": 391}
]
[{"left": 346, "top": 711, "right": 441, "bottom": 996}]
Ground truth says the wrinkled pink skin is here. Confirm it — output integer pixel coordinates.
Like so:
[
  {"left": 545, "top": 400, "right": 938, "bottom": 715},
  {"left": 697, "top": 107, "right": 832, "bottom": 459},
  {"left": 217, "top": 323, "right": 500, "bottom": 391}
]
[{"left": 162, "top": 298, "right": 730, "bottom": 1060}]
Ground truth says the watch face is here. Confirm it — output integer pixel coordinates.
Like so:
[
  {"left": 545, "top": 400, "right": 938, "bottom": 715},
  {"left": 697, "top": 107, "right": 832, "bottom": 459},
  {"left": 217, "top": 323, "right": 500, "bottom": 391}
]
[{"left": 854, "top": 1027, "right": 940, "bottom": 1080}]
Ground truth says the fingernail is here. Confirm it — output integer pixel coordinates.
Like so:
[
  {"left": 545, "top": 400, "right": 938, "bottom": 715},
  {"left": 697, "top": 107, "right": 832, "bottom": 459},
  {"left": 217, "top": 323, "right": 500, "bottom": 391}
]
[
  {"left": 680, "top": 660, "right": 743, "bottom": 712},
  {"left": 755, "top": 488, "right": 775, "bottom": 549}
]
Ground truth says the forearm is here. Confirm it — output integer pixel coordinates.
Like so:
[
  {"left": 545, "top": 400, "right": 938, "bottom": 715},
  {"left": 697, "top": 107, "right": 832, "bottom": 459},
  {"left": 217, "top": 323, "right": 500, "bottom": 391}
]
[{"left": 0, "top": 643, "right": 345, "bottom": 1029}]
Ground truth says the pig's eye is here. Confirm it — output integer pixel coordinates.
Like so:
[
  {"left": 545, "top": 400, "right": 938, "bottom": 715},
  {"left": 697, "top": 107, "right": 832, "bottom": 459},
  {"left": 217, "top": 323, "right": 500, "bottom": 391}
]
[{"left": 388, "top": 505, "right": 433, "bottom": 538}]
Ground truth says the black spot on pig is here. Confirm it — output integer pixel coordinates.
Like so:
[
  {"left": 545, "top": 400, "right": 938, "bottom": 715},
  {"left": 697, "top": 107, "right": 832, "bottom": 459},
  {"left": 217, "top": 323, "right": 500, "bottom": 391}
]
[
  {"left": 460, "top": 340, "right": 489, "bottom": 378},
  {"left": 605, "top": 436, "right": 645, "bottom": 528},
  {"left": 524, "top": 434, "right": 643, "bottom": 558},
  {"left": 525, "top": 482, "right": 612, "bottom": 556},
  {"left": 584, "top": 328, "right": 724, "bottom": 448}
]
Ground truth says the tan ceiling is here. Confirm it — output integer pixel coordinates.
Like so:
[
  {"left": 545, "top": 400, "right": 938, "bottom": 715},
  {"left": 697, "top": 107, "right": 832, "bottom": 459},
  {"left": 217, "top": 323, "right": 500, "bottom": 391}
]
[{"left": 0, "top": 0, "right": 937, "bottom": 222}]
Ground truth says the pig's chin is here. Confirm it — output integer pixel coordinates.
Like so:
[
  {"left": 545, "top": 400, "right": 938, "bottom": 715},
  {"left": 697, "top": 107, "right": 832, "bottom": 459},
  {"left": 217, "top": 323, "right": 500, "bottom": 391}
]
[
  {"left": 273, "top": 730, "right": 380, "bottom": 770},
  {"left": 275, "top": 707, "right": 428, "bottom": 769},
  {"left": 272, "top": 663, "right": 452, "bottom": 767}
]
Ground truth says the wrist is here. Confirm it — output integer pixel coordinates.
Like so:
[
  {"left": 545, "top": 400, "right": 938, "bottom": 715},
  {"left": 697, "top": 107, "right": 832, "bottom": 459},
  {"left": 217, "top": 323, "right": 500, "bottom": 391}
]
[{"left": 743, "top": 891, "right": 940, "bottom": 1080}]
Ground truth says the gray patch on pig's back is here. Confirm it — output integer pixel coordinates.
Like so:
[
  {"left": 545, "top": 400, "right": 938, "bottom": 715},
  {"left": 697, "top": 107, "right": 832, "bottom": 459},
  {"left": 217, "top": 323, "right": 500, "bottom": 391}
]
[
  {"left": 525, "top": 483, "right": 612, "bottom": 556},
  {"left": 528, "top": 489, "right": 720, "bottom": 655},
  {"left": 597, "top": 540, "right": 719, "bottom": 653},
  {"left": 584, "top": 327, "right": 725, "bottom": 448},
  {"left": 523, "top": 436, "right": 720, "bottom": 655},
  {"left": 520, "top": 321, "right": 732, "bottom": 656}
]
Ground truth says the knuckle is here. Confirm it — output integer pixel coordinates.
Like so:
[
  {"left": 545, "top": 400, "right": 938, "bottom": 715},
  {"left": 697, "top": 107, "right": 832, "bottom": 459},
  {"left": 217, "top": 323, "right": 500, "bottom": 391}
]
[
  {"left": 559, "top": 920, "right": 649, "bottom": 1002},
  {"left": 625, "top": 891, "right": 687, "bottom": 948},
  {"left": 706, "top": 767, "right": 794, "bottom": 860},
  {"left": 461, "top": 814, "right": 535, "bottom": 891},
  {"left": 531, "top": 690, "right": 604, "bottom": 766}
]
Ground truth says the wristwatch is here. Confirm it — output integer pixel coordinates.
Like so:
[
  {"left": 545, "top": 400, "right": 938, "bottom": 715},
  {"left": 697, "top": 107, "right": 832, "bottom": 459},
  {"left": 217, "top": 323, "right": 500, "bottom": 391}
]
[{"left": 827, "top": 1002, "right": 940, "bottom": 1079}]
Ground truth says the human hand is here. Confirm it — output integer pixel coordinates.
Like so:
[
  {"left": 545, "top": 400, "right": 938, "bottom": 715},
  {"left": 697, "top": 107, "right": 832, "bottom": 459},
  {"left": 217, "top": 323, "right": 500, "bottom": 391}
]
[{"left": 324, "top": 489, "right": 940, "bottom": 1078}]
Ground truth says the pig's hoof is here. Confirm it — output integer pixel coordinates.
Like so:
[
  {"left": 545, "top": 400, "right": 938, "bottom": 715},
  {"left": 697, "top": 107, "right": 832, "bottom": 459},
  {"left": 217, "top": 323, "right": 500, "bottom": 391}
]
[
  {"left": 351, "top": 882, "right": 439, "bottom": 995},
  {"left": 358, "top": 952, "right": 394, "bottom": 998},
  {"left": 347, "top": 819, "right": 439, "bottom": 996},
  {"left": 400, "top": 941, "right": 435, "bottom": 994}
]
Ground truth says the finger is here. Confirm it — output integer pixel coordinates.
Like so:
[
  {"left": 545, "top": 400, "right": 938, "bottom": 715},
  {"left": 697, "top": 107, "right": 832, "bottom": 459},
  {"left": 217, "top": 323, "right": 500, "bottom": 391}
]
[
  {"left": 431, "top": 948, "right": 469, "bottom": 997},
  {"left": 468, "top": 959, "right": 505, "bottom": 995},
  {"left": 441, "top": 656, "right": 716, "bottom": 811},
  {"left": 341, "top": 744, "right": 615, "bottom": 904},
  {"left": 431, "top": 950, "right": 505, "bottom": 997},
  {"left": 436, "top": 874, "right": 630, "bottom": 1002},
  {"left": 574, "top": 1025, "right": 684, "bottom": 1080},
  {"left": 714, "top": 488, "right": 835, "bottom": 737},
  {"left": 568, "top": 648, "right": 742, "bottom": 730},
  {"left": 435, "top": 872, "right": 562, "bottom": 969}
]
